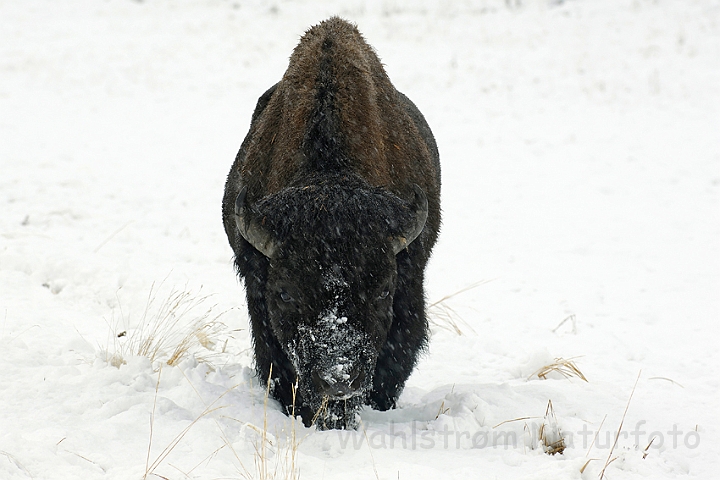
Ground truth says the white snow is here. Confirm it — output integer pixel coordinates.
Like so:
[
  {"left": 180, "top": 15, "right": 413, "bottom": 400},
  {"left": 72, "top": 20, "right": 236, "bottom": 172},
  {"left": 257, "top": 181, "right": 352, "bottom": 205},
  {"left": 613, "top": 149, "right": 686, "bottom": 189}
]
[{"left": 1, "top": 0, "right": 718, "bottom": 479}]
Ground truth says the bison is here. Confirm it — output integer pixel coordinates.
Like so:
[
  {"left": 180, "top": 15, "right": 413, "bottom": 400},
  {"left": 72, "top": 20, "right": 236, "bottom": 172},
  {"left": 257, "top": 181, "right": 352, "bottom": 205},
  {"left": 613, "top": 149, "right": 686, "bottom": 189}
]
[{"left": 222, "top": 17, "right": 441, "bottom": 430}]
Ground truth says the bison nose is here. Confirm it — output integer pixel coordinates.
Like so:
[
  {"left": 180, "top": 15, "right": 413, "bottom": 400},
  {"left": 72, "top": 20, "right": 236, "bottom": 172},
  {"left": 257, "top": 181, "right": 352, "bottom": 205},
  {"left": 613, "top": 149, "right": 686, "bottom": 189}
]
[{"left": 312, "top": 368, "right": 366, "bottom": 399}]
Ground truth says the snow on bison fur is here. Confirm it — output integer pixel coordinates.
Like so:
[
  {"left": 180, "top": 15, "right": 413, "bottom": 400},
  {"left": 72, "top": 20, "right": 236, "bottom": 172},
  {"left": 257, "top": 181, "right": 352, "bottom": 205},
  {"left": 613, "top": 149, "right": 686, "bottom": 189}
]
[{"left": 222, "top": 17, "right": 441, "bottom": 430}]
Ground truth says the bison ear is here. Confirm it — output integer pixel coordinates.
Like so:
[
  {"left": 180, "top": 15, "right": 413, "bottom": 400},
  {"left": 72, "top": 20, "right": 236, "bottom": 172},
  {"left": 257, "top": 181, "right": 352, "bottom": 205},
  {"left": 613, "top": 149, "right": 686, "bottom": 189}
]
[
  {"left": 234, "top": 186, "right": 279, "bottom": 259},
  {"left": 390, "top": 184, "right": 428, "bottom": 254}
]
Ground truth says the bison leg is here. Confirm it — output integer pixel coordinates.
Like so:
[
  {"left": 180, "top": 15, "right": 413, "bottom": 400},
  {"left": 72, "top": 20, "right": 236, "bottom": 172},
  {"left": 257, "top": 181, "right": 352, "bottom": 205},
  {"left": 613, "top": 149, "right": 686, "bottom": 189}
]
[{"left": 369, "top": 247, "right": 429, "bottom": 411}]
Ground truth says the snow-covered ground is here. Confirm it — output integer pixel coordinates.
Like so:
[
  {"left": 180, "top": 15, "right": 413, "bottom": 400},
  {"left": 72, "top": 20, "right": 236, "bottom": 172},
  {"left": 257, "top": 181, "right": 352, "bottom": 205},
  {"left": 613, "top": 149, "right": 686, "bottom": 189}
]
[{"left": 1, "top": 1, "right": 718, "bottom": 478}]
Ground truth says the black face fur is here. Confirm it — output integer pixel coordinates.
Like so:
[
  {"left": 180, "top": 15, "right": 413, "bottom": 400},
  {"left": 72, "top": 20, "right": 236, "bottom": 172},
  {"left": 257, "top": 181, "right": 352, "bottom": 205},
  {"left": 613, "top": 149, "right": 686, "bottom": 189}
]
[{"left": 252, "top": 179, "right": 416, "bottom": 428}]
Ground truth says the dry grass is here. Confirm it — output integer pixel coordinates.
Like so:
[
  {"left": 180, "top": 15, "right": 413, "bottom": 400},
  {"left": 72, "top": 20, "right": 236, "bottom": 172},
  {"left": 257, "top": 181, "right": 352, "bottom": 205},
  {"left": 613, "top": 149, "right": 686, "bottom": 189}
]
[
  {"left": 237, "top": 366, "right": 301, "bottom": 480},
  {"left": 648, "top": 376, "right": 684, "bottom": 388},
  {"left": 134, "top": 330, "right": 301, "bottom": 480},
  {"left": 309, "top": 396, "right": 330, "bottom": 429},
  {"left": 582, "top": 373, "right": 644, "bottom": 477},
  {"left": 552, "top": 314, "right": 577, "bottom": 334},
  {"left": 434, "top": 385, "right": 455, "bottom": 419},
  {"left": 105, "top": 282, "right": 224, "bottom": 369},
  {"left": 492, "top": 416, "right": 537, "bottom": 429},
  {"left": 119, "top": 282, "right": 299, "bottom": 479},
  {"left": 427, "top": 280, "right": 492, "bottom": 335},
  {"left": 580, "top": 458, "right": 599, "bottom": 475},
  {"left": 494, "top": 401, "right": 565, "bottom": 455},
  {"left": 642, "top": 437, "right": 656, "bottom": 459},
  {"left": 142, "top": 367, "right": 230, "bottom": 480},
  {"left": 435, "top": 400, "right": 450, "bottom": 420},
  {"left": 598, "top": 371, "right": 641, "bottom": 480},
  {"left": 539, "top": 400, "right": 566, "bottom": 455},
  {"left": 585, "top": 414, "right": 607, "bottom": 458},
  {"left": 531, "top": 357, "right": 588, "bottom": 382},
  {"left": 1, "top": 450, "right": 32, "bottom": 478},
  {"left": 253, "top": 368, "right": 273, "bottom": 480},
  {"left": 360, "top": 423, "right": 380, "bottom": 480}
]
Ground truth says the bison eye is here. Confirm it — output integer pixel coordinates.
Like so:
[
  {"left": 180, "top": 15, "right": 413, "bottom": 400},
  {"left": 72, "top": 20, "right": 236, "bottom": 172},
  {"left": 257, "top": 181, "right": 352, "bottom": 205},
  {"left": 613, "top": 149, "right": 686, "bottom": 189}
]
[
  {"left": 280, "top": 290, "right": 294, "bottom": 303},
  {"left": 378, "top": 290, "right": 389, "bottom": 300}
]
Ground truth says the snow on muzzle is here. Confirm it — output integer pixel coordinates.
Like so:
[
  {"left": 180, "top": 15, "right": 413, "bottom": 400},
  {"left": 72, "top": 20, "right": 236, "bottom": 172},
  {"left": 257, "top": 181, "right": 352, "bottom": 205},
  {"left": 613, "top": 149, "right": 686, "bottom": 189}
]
[{"left": 290, "top": 308, "right": 374, "bottom": 401}]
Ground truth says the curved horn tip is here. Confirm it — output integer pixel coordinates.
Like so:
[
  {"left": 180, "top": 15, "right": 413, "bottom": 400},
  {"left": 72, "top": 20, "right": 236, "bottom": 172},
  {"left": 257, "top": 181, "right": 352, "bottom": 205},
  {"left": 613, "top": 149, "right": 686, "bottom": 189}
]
[
  {"left": 232, "top": 186, "right": 279, "bottom": 259},
  {"left": 412, "top": 184, "right": 428, "bottom": 214},
  {"left": 390, "top": 184, "right": 428, "bottom": 254},
  {"left": 234, "top": 186, "right": 248, "bottom": 216}
]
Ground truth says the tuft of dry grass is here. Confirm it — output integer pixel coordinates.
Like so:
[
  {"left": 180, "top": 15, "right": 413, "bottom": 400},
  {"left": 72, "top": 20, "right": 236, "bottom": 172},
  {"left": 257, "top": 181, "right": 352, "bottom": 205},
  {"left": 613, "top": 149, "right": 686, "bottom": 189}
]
[
  {"left": 105, "top": 282, "right": 224, "bottom": 369},
  {"left": 531, "top": 357, "right": 588, "bottom": 382},
  {"left": 494, "top": 401, "right": 566, "bottom": 455},
  {"left": 539, "top": 400, "right": 566, "bottom": 455},
  {"left": 125, "top": 285, "right": 298, "bottom": 480},
  {"left": 434, "top": 385, "right": 455, "bottom": 420},
  {"left": 427, "top": 280, "right": 492, "bottom": 335},
  {"left": 435, "top": 400, "right": 450, "bottom": 420}
]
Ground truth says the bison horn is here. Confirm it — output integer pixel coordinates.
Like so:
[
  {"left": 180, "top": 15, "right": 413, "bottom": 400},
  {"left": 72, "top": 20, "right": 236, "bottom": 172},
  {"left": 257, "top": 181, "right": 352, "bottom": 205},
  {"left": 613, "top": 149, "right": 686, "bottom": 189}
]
[
  {"left": 390, "top": 184, "right": 428, "bottom": 254},
  {"left": 234, "top": 186, "right": 279, "bottom": 259}
]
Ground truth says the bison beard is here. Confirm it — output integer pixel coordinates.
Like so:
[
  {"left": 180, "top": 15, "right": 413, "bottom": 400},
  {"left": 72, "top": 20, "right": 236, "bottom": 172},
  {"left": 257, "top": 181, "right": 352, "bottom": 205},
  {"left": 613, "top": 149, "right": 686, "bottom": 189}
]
[{"left": 222, "top": 17, "right": 441, "bottom": 430}]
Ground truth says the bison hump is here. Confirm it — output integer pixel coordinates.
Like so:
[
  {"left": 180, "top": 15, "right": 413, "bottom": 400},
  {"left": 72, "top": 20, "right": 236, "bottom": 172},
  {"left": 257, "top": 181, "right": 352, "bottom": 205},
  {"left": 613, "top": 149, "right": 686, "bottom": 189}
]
[{"left": 244, "top": 17, "right": 424, "bottom": 192}]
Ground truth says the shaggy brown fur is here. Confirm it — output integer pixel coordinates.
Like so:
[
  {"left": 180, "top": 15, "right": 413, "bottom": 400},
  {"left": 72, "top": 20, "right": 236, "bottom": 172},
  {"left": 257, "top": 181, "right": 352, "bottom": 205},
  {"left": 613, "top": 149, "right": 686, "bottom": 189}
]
[{"left": 235, "top": 17, "right": 439, "bottom": 235}]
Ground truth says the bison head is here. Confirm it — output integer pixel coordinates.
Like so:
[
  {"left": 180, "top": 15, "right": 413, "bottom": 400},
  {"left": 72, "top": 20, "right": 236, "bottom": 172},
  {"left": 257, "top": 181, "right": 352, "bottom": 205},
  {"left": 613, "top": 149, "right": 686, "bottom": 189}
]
[{"left": 234, "top": 177, "right": 427, "bottom": 428}]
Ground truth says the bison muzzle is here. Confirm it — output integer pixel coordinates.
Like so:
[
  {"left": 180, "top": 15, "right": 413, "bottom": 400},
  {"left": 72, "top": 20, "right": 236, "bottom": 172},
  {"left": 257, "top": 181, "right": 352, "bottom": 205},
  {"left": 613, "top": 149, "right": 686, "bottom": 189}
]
[{"left": 222, "top": 17, "right": 441, "bottom": 430}]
